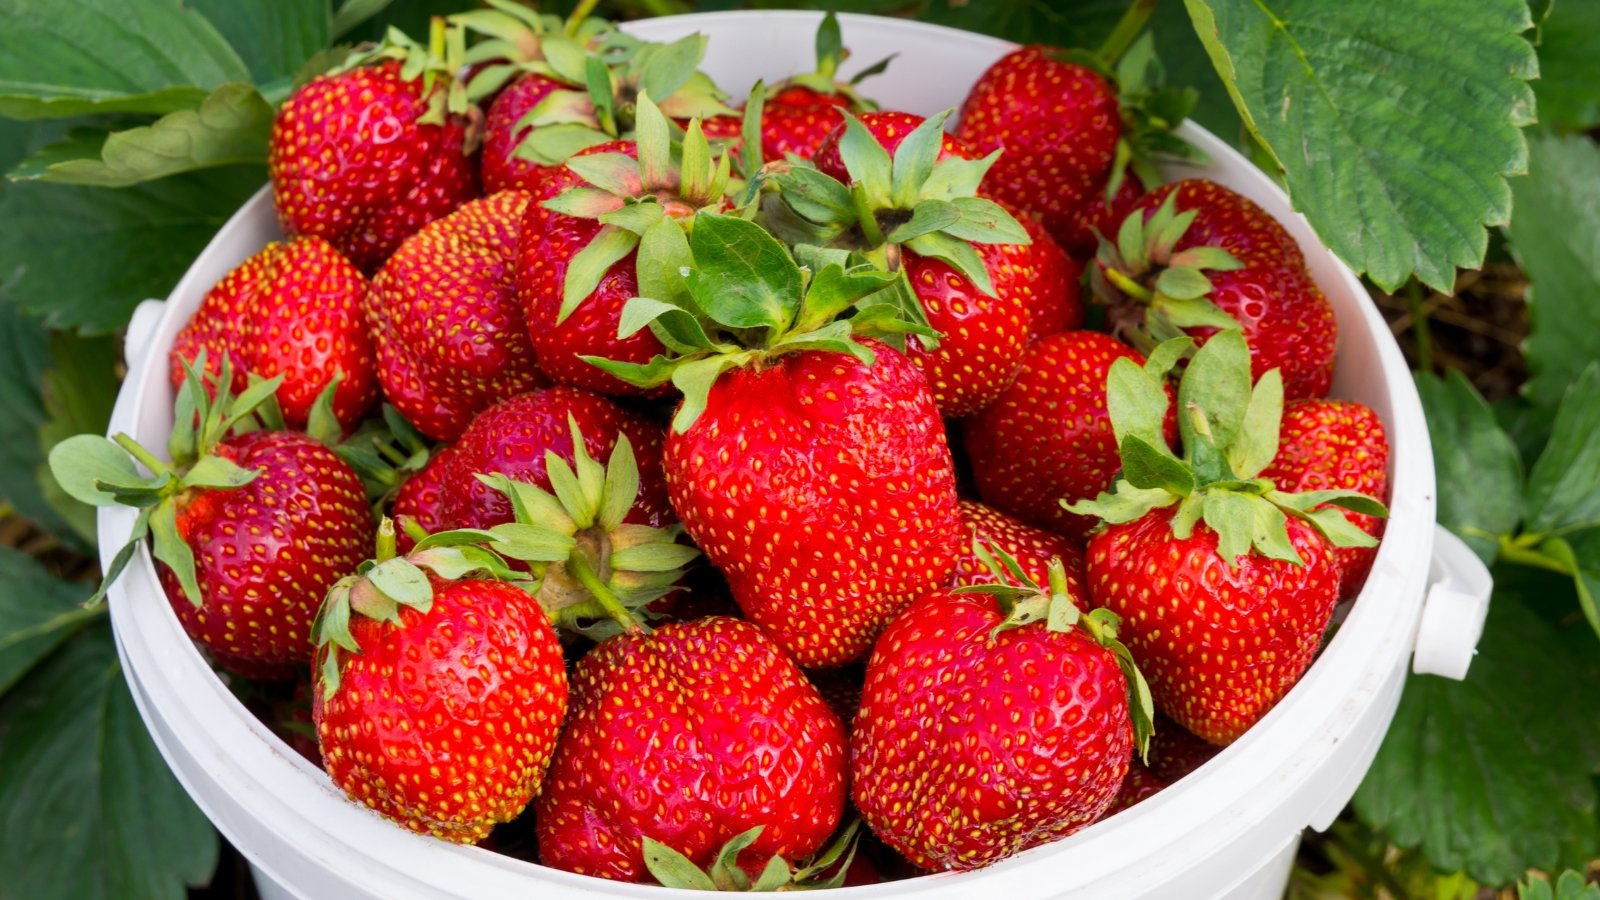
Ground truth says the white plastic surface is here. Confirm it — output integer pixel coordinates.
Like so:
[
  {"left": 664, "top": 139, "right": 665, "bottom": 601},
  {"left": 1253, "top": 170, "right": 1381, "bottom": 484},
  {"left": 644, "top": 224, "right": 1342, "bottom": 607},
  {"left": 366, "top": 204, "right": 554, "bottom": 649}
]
[
  {"left": 100, "top": 11, "right": 1464, "bottom": 900},
  {"left": 1412, "top": 527, "right": 1494, "bottom": 679}
]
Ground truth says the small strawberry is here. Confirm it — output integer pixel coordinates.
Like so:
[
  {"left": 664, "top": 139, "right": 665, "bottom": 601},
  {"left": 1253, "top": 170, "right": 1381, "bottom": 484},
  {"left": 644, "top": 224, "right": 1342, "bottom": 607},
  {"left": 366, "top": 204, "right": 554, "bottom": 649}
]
[
  {"left": 964, "top": 330, "right": 1176, "bottom": 539},
  {"left": 953, "top": 499, "right": 1083, "bottom": 588},
  {"left": 592, "top": 212, "right": 962, "bottom": 668},
  {"left": 312, "top": 520, "right": 567, "bottom": 844},
  {"left": 1105, "top": 762, "right": 1165, "bottom": 816},
  {"left": 1262, "top": 399, "right": 1390, "bottom": 597},
  {"left": 852, "top": 545, "right": 1152, "bottom": 870},
  {"left": 754, "top": 12, "right": 889, "bottom": 163},
  {"left": 1067, "top": 332, "right": 1386, "bottom": 744},
  {"left": 269, "top": 24, "right": 480, "bottom": 273},
  {"left": 50, "top": 355, "right": 374, "bottom": 678},
  {"left": 170, "top": 236, "right": 376, "bottom": 431},
  {"left": 365, "top": 190, "right": 546, "bottom": 441},
  {"left": 1092, "top": 180, "right": 1339, "bottom": 400},
  {"left": 537, "top": 615, "right": 847, "bottom": 881}
]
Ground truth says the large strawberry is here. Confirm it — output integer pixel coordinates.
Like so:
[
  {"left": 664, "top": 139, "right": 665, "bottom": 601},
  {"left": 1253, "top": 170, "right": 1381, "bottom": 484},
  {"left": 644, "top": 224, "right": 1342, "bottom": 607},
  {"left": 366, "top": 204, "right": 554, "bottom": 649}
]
[
  {"left": 270, "top": 25, "right": 480, "bottom": 273},
  {"left": 763, "top": 111, "right": 1040, "bottom": 416},
  {"left": 51, "top": 356, "right": 373, "bottom": 678},
  {"left": 1067, "top": 332, "right": 1386, "bottom": 744},
  {"left": 365, "top": 190, "right": 545, "bottom": 441},
  {"left": 516, "top": 98, "right": 735, "bottom": 396},
  {"left": 1092, "top": 180, "right": 1339, "bottom": 400},
  {"left": 754, "top": 12, "right": 888, "bottom": 163},
  {"left": 170, "top": 236, "right": 376, "bottom": 431},
  {"left": 537, "top": 616, "right": 847, "bottom": 881},
  {"left": 1262, "top": 399, "right": 1390, "bottom": 597},
  {"left": 593, "top": 212, "right": 962, "bottom": 668},
  {"left": 952, "top": 499, "right": 1083, "bottom": 588},
  {"left": 312, "top": 520, "right": 567, "bottom": 843},
  {"left": 1004, "top": 205, "right": 1083, "bottom": 342},
  {"left": 852, "top": 545, "right": 1152, "bottom": 870},
  {"left": 964, "top": 330, "right": 1176, "bottom": 539}
]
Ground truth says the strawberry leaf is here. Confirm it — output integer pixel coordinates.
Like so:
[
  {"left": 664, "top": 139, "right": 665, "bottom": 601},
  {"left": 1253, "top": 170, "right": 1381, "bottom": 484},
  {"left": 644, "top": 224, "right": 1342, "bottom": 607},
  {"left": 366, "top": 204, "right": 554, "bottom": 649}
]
[
  {"left": 1229, "top": 368, "right": 1282, "bottom": 479},
  {"left": 1416, "top": 372, "right": 1525, "bottom": 564},
  {"left": 1520, "top": 871, "right": 1600, "bottom": 900},
  {"left": 888, "top": 111, "right": 950, "bottom": 208},
  {"left": 1120, "top": 434, "right": 1193, "bottom": 496},
  {"left": 686, "top": 213, "right": 802, "bottom": 332},
  {"left": 0, "top": 548, "right": 99, "bottom": 696},
  {"left": 884, "top": 199, "right": 961, "bottom": 244}
]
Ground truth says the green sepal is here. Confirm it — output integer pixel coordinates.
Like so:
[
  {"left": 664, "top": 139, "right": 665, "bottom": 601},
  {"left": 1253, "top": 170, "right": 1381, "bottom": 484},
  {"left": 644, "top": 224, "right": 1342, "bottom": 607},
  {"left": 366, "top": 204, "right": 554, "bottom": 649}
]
[
  {"left": 834, "top": 112, "right": 893, "bottom": 199},
  {"left": 559, "top": 226, "right": 640, "bottom": 323},
  {"left": 1064, "top": 481, "right": 1180, "bottom": 525},
  {"left": 305, "top": 371, "right": 347, "bottom": 448},
  {"left": 48, "top": 434, "right": 148, "bottom": 508},
  {"left": 904, "top": 230, "right": 995, "bottom": 296},
  {"left": 941, "top": 196, "right": 1032, "bottom": 245},
  {"left": 178, "top": 455, "right": 258, "bottom": 491},
  {"left": 888, "top": 110, "right": 951, "bottom": 208},
  {"left": 148, "top": 501, "right": 201, "bottom": 608},
  {"left": 1229, "top": 368, "right": 1283, "bottom": 478},
  {"left": 1120, "top": 434, "right": 1194, "bottom": 495},
  {"left": 85, "top": 509, "right": 152, "bottom": 607}
]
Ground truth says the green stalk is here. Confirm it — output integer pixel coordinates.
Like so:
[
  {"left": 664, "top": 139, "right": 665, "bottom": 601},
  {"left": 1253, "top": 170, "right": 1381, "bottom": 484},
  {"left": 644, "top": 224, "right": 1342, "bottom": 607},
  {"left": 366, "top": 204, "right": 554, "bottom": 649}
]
[
  {"left": 112, "top": 433, "right": 171, "bottom": 477},
  {"left": 375, "top": 517, "right": 398, "bottom": 563},
  {"left": 565, "top": 0, "right": 603, "bottom": 35},
  {"left": 1097, "top": 0, "right": 1160, "bottom": 66},
  {"left": 1106, "top": 266, "right": 1155, "bottom": 303},
  {"left": 1498, "top": 533, "right": 1568, "bottom": 574},
  {"left": 850, "top": 184, "right": 886, "bottom": 248},
  {"left": 568, "top": 545, "right": 646, "bottom": 634}
]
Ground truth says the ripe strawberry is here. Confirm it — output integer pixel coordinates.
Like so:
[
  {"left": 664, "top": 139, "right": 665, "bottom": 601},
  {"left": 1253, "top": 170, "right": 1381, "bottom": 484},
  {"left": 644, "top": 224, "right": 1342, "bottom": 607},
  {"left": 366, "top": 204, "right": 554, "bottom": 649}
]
[
  {"left": 953, "top": 499, "right": 1084, "bottom": 588},
  {"left": 390, "top": 442, "right": 455, "bottom": 553},
  {"left": 312, "top": 523, "right": 567, "bottom": 843},
  {"left": 1093, "top": 180, "right": 1339, "bottom": 400},
  {"left": 480, "top": 73, "right": 573, "bottom": 194},
  {"left": 594, "top": 213, "right": 962, "bottom": 668},
  {"left": 366, "top": 190, "right": 545, "bottom": 441},
  {"left": 1105, "top": 762, "right": 1165, "bottom": 816},
  {"left": 270, "top": 30, "right": 480, "bottom": 274},
  {"left": 1262, "top": 400, "right": 1390, "bottom": 597},
  {"left": 964, "top": 330, "right": 1175, "bottom": 539},
  {"left": 852, "top": 550, "right": 1151, "bottom": 870},
  {"left": 1145, "top": 714, "right": 1220, "bottom": 784},
  {"left": 1003, "top": 205, "right": 1083, "bottom": 342},
  {"left": 1067, "top": 332, "right": 1386, "bottom": 744},
  {"left": 537, "top": 616, "right": 846, "bottom": 881},
  {"left": 51, "top": 357, "right": 373, "bottom": 679},
  {"left": 811, "top": 110, "right": 974, "bottom": 180},
  {"left": 1063, "top": 172, "right": 1144, "bottom": 258},
  {"left": 754, "top": 13, "right": 888, "bottom": 163},
  {"left": 170, "top": 236, "right": 376, "bottom": 431}
]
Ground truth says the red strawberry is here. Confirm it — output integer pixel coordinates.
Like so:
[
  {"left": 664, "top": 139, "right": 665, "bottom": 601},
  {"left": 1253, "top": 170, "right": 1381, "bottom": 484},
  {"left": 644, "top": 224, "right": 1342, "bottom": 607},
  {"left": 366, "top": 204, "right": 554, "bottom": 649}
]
[
  {"left": 1145, "top": 714, "right": 1220, "bottom": 784},
  {"left": 481, "top": 73, "right": 571, "bottom": 194},
  {"left": 1105, "top": 762, "right": 1165, "bottom": 816},
  {"left": 1003, "top": 205, "right": 1083, "bottom": 342},
  {"left": 270, "top": 47, "right": 479, "bottom": 273},
  {"left": 536, "top": 616, "right": 846, "bottom": 881},
  {"left": 812, "top": 110, "right": 974, "bottom": 180},
  {"left": 391, "top": 442, "right": 455, "bottom": 553},
  {"left": 1063, "top": 172, "right": 1144, "bottom": 258},
  {"left": 754, "top": 13, "right": 886, "bottom": 162},
  {"left": 366, "top": 191, "right": 545, "bottom": 441},
  {"left": 171, "top": 236, "right": 376, "bottom": 430},
  {"left": 312, "top": 526, "right": 567, "bottom": 844},
  {"left": 852, "top": 552, "right": 1150, "bottom": 870},
  {"left": 953, "top": 499, "right": 1084, "bottom": 587},
  {"left": 965, "top": 330, "right": 1176, "bottom": 539},
  {"left": 955, "top": 46, "right": 1120, "bottom": 249},
  {"left": 1093, "top": 179, "right": 1339, "bottom": 400},
  {"left": 1262, "top": 400, "right": 1390, "bottom": 596}
]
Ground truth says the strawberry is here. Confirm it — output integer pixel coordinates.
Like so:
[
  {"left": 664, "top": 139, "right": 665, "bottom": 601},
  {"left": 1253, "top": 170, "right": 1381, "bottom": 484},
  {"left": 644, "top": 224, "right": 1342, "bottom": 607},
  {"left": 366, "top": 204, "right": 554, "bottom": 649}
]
[
  {"left": 50, "top": 356, "right": 373, "bottom": 678},
  {"left": 1003, "top": 204, "right": 1083, "bottom": 342},
  {"left": 810, "top": 110, "right": 975, "bottom": 180},
  {"left": 312, "top": 521, "right": 567, "bottom": 844},
  {"left": 1092, "top": 180, "right": 1339, "bottom": 400},
  {"left": 390, "top": 441, "right": 455, "bottom": 552},
  {"left": 964, "top": 330, "right": 1175, "bottom": 539},
  {"left": 269, "top": 26, "right": 480, "bottom": 274},
  {"left": 1145, "top": 714, "right": 1220, "bottom": 784},
  {"left": 754, "top": 12, "right": 888, "bottom": 163},
  {"left": 1062, "top": 172, "right": 1144, "bottom": 258},
  {"left": 536, "top": 616, "right": 847, "bottom": 881},
  {"left": 365, "top": 190, "right": 545, "bottom": 441},
  {"left": 170, "top": 236, "right": 376, "bottom": 431},
  {"left": 1105, "top": 762, "right": 1165, "bottom": 815},
  {"left": 851, "top": 547, "right": 1152, "bottom": 870},
  {"left": 516, "top": 99, "right": 735, "bottom": 397},
  {"left": 953, "top": 499, "right": 1083, "bottom": 588},
  {"left": 480, "top": 73, "right": 574, "bottom": 194},
  {"left": 593, "top": 212, "right": 962, "bottom": 668},
  {"left": 1262, "top": 400, "right": 1390, "bottom": 597},
  {"left": 1067, "top": 332, "right": 1386, "bottom": 744}
]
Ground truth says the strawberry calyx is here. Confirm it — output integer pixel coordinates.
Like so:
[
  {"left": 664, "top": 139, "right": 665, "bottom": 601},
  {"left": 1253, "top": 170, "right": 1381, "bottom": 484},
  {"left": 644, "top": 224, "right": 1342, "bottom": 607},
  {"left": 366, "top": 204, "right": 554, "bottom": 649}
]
[
  {"left": 306, "top": 379, "right": 434, "bottom": 509},
  {"left": 954, "top": 540, "right": 1155, "bottom": 757},
  {"left": 453, "top": 0, "right": 613, "bottom": 104},
  {"left": 643, "top": 821, "right": 864, "bottom": 891},
  {"left": 334, "top": 17, "right": 474, "bottom": 131},
  {"left": 47, "top": 351, "right": 284, "bottom": 607},
  {"left": 770, "top": 12, "right": 890, "bottom": 112},
  {"left": 1091, "top": 190, "right": 1246, "bottom": 355},
  {"left": 1065, "top": 332, "right": 1388, "bottom": 567}
]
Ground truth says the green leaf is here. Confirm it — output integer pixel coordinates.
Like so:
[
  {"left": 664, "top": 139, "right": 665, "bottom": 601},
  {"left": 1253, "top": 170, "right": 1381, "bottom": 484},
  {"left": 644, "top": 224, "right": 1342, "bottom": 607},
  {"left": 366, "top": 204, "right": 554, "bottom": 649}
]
[
  {"left": 941, "top": 196, "right": 1031, "bottom": 244},
  {"left": 47, "top": 435, "right": 142, "bottom": 507},
  {"left": 1177, "top": 328, "right": 1252, "bottom": 460},
  {"left": 35, "top": 330, "right": 118, "bottom": 545},
  {"left": 888, "top": 110, "right": 950, "bottom": 208},
  {"left": 904, "top": 230, "right": 995, "bottom": 296},
  {"left": 0, "top": 0, "right": 250, "bottom": 119},
  {"left": 1229, "top": 368, "right": 1282, "bottom": 479},
  {"left": 1153, "top": 266, "right": 1214, "bottom": 301},
  {"left": 0, "top": 165, "right": 263, "bottom": 333},
  {"left": 0, "top": 625, "right": 219, "bottom": 899},
  {"left": 835, "top": 113, "right": 893, "bottom": 199},
  {"left": 1528, "top": 0, "right": 1600, "bottom": 132},
  {"left": 1415, "top": 372, "right": 1525, "bottom": 564},
  {"left": 560, "top": 226, "right": 640, "bottom": 324},
  {"left": 366, "top": 558, "right": 432, "bottom": 608},
  {"left": 176, "top": 455, "right": 256, "bottom": 491},
  {"left": 638, "top": 34, "right": 706, "bottom": 105},
  {"left": 884, "top": 199, "right": 961, "bottom": 244},
  {"left": 1201, "top": 490, "right": 1256, "bottom": 565},
  {"left": 0, "top": 548, "right": 98, "bottom": 696},
  {"left": 1506, "top": 133, "right": 1600, "bottom": 410},
  {"left": 1354, "top": 586, "right": 1600, "bottom": 886},
  {"left": 192, "top": 0, "right": 329, "bottom": 85},
  {"left": 9, "top": 84, "right": 273, "bottom": 187},
  {"left": 1105, "top": 356, "right": 1173, "bottom": 451},
  {"left": 1519, "top": 871, "right": 1600, "bottom": 900},
  {"left": 686, "top": 213, "right": 802, "bottom": 331},
  {"left": 1183, "top": 0, "right": 1537, "bottom": 292},
  {"left": 641, "top": 837, "right": 717, "bottom": 891},
  {"left": 1120, "top": 434, "right": 1192, "bottom": 496},
  {"left": 1537, "top": 530, "right": 1600, "bottom": 642},
  {"left": 1522, "top": 365, "right": 1600, "bottom": 535}
]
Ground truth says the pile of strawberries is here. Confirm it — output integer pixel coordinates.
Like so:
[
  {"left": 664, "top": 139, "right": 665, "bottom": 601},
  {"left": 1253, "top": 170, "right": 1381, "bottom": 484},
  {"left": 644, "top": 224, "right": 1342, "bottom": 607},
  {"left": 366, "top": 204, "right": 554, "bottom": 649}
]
[{"left": 54, "top": 5, "right": 1393, "bottom": 888}]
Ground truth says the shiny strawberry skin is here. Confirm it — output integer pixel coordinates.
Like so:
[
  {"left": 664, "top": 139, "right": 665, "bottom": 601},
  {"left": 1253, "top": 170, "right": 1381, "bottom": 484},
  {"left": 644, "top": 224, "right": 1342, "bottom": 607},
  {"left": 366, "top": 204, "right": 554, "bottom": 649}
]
[
  {"left": 665, "top": 344, "right": 962, "bottom": 668},
  {"left": 481, "top": 73, "right": 568, "bottom": 194},
  {"left": 965, "top": 331, "right": 1175, "bottom": 539},
  {"left": 1063, "top": 173, "right": 1144, "bottom": 258},
  {"left": 514, "top": 141, "right": 669, "bottom": 397},
  {"left": 435, "top": 387, "right": 671, "bottom": 532},
  {"left": 391, "top": 442, "right": 456, "bottom": 554},
  {"left": 852, "top": 588, "right": 1132, "bottom": 870},
  {"left": 1085, "top": 510, "right": 1340, "bottom": 745},
  {"left": 812, "top": 110, "right": 975, "bottom": 181},
  {"left": 1121, "top": 180, "right": 1338, "bottom": 400},
  {"left": 902, "top": 242, "right": 1030, "bottom": 417},
  {"left": 366, "top": 191, "right": 546, "bottom": 441},
  {"left": 536, "top": 616, "right": 846, "bottom": 881},
  {"left": 170, "top": 236, "right": 376, "bottom": 431},
  {"left": 952, "top": 499, "right": 1084, "bottom": 588},
  {"left": 1261, "top": 400, "right": 1390, "bottom": 596},
  {"left": 1003, "top": 204, "right": 1083, "bottom": 342},
  {"left": 162, "top": 431, "right": 373, "bottom": 678},
  {"left": 313, "top": 577, "right": 568, "bottom": 844},
  {"left": 269, "top": 61, "right": 479, "bottom": 273},
  {"left": 955, "top": 47, "right": 1120, "bottom": 251},
  {"left": 761, "top": 87, "right": 852, "bottom": 162}
]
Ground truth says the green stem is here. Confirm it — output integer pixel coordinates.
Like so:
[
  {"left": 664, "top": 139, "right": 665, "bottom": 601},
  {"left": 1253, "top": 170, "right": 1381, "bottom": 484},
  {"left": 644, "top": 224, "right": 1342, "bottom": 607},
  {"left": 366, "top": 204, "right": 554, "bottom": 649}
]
[
  {"left": 849, "top": 183, "right": 886, "bottom": 248},
  {"left": 1096, "top": 0, "right": 1159, "bottom": 66},
  {"left": 567, "top": 546, "right": 646, "bottom": 634},
  {"left": 1498, "top": 533, "right": 1568, "bottom": 574},
  {"left": 1105, "top": 266, "right": 1154, "bottom": 303},
  {"left": 375, "top": 517, "right": 398, "bottom": 563},
  {"left": 112, "top": 433, "right": 170, "bottom": 477},
  {"left": 565, "top": 0, "right": 603, "bottom": 35},
  {"left": 1407, "top": 279, "right": 1434, "bottom": 372}
]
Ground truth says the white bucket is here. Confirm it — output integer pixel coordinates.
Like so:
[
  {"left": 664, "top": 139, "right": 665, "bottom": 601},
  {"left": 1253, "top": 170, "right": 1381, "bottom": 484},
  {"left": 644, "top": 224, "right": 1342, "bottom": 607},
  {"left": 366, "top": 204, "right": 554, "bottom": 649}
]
[{"left": 99, "top": 12, "right": 1491, "bottom": 900}]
